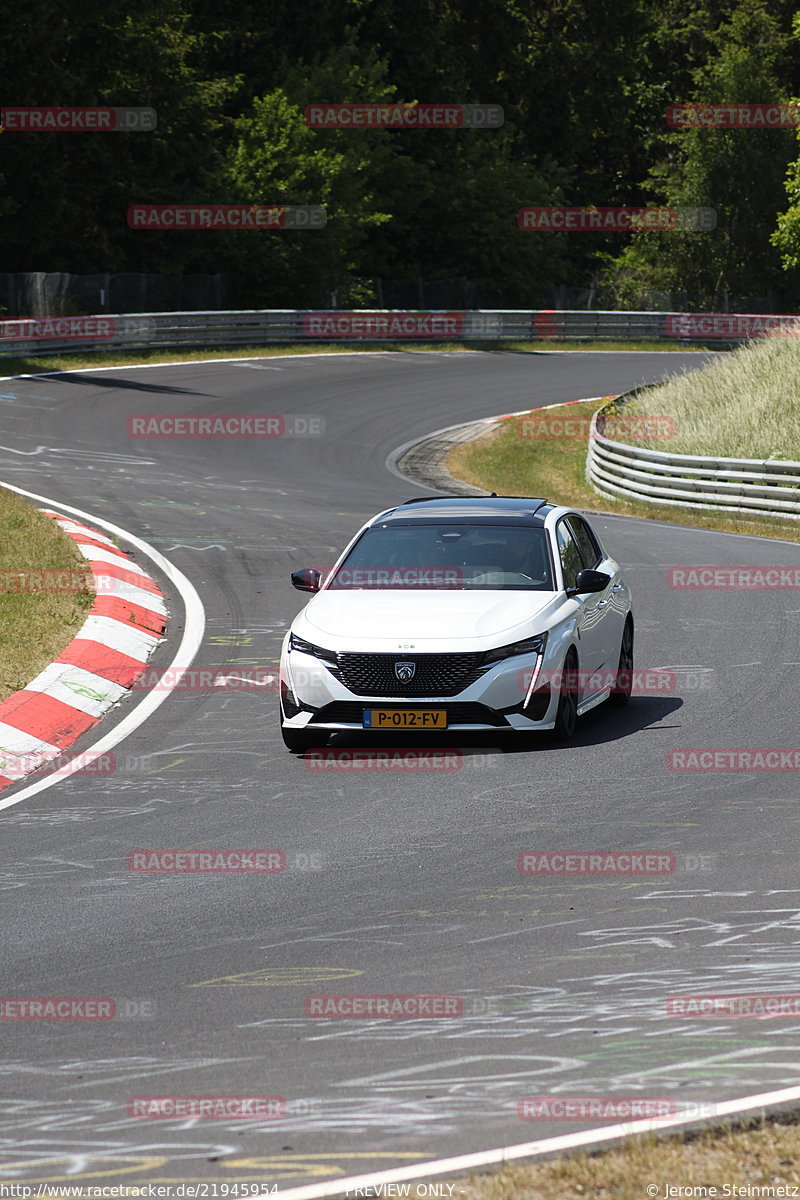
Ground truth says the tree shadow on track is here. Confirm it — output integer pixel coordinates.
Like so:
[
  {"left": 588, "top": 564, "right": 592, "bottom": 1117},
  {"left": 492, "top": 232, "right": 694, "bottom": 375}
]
[
  {"left": 43, "top": 373, "right": 213, "bottom": 395},
  {"left": 499, "top": 695, "right": 683, "bottom": 754}
]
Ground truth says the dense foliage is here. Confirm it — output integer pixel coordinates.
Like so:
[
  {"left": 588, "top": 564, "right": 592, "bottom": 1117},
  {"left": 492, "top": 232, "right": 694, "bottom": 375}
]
[{"left": 2, "top": 0, "right": 799, "bottom": 309}]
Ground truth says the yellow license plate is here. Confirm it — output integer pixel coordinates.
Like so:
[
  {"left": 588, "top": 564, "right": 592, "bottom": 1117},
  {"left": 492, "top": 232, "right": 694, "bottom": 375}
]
[{"left": 363, "top": 709, "right": 447, "bottom": 729}]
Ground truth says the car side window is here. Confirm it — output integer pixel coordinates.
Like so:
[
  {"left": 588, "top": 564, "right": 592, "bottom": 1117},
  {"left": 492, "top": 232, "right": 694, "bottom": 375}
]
[
  {"left": 567, "top": 515, "right": 602, "bottom": 569},
  {"left": 556, "top": 521, "right": 583, "bottom": 591}
]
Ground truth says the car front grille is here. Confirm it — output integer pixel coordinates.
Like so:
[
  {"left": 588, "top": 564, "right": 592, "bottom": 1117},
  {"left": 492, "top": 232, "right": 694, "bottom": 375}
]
[{"left": 334, "top": 652, "right": 488, "bottom": 697}]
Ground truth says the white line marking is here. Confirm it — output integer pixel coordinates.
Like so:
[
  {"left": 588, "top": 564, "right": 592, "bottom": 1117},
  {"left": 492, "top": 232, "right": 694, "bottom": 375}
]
[
  {"left": 0, "top": 482, "right": 205, "bottom": 813},
  {"left": 213, "top": 673, "right": 276, "bottom": 688},
  {"left": 0, "top": 443, "right": 47, "bottom": 455},
  {"left": 270, "top": 1082, "right": 800, "bottom": 1199},
  {"left": 3, "top": 351, "right": 463, "bottom": 381}
]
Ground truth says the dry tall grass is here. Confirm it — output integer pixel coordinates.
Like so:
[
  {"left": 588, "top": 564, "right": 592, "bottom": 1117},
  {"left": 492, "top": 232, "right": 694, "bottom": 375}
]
[{"left": 622, "top": 330, "right": 800, "bottom": 459}]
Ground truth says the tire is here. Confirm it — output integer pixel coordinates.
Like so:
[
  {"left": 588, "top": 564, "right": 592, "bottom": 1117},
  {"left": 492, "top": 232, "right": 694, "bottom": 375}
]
[
  {"left": 280, "top": 725, "right": 330, "bottom": 752},
  {"left": 610, "top": 619, "right": 634, "bottom": 707},
  {"left": 551, "top": 650, "right": 579, "bottom": 741}
]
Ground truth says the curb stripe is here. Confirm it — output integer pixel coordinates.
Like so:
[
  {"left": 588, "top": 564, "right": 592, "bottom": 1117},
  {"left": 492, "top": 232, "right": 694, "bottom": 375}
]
[
  {"left": 40, "top": 513, "right": 118, "bottom": 546},
  {"left": 23, "top": 662, "right": 128, "bottom": 717},
  {"left": 75, "top": 614, "right": 159, "bottom": 661},
  {"left": 0, "top": 691, "right": 97, "bottom": 745},
  {"left": 0, "top": 508, "right": 168, "bottom": 790},
  {"left": 88, "top": 577, "right": 168, "bottom": 614},
  {"left": 77, "top": 545, "right": 149, "bottom": 576},
  {"left": 0, "top": 734, "right": 61, "bottom": 782},
  {"left": 90, "top": 595, "right": 167, "bottom": 635},
  {"left": 79, "top": 558, "right": 164, "bottom": 596},
  {"left": 66, "top": 533, "right": 130, "bottom": 557},
  {"left": 0, "top": 482, "right": 203, "bottom": 814},
  {"left": 56, "top": 640, "right": 148, "bottom": 687}
]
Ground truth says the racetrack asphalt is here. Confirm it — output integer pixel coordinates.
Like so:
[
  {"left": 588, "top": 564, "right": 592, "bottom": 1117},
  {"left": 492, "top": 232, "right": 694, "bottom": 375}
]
[{"left": 1, "top": 348, "right": 799, "bottom": 1192}]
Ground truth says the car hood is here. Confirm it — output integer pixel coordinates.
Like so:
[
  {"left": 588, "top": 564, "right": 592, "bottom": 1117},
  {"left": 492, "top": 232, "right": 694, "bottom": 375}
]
[{"left": 301, "top": 589, "right": 560, "bottom": 646}]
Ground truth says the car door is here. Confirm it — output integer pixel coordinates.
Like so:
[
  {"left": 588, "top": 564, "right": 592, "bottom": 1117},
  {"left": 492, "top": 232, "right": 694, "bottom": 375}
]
[
  {"left": 566, "top": 514, "right": 623, "bottom": 672},
  {"left": 555, "top": 518, "right": 606, "bottom": 677}
]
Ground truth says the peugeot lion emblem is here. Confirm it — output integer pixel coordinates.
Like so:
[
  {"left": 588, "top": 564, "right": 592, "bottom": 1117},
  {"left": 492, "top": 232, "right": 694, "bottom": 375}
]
[{"left": 394, "top": 661, "right": 416, "bottom": 682}]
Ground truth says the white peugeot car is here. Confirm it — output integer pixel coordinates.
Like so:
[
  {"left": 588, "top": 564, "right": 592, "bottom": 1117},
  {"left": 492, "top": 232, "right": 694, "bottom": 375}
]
[{"left": 279, "top": 496, "right": 633, "bottom": 751}]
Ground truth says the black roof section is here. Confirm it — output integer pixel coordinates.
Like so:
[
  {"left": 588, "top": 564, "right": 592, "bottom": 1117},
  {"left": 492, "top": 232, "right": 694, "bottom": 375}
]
[{"left": 378, "top": 496, "right": 550, "bottom": 526}]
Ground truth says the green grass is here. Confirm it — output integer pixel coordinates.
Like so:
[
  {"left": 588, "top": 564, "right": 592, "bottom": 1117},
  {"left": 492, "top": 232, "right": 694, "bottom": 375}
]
[
  {"left": 447, "top": 398, "right": 800, "bottom": 545},
  {"left": 451, "top": 1115, "right": 800, "bottom": 1199},
  {"left": 615, "top": 332, "right": 800, "bottom": 459},
  {"left": 0, "top": 489, "right": 94, "bottom": 702}
]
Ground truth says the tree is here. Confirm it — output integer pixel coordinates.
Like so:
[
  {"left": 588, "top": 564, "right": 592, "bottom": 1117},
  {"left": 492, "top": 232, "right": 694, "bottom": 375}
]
[
  {"left": 0, "top": 0, "right": 234, "bottom": 275},
  {"left": 600, "top": 0, "right": 797, "bottom": 310},
  {"left": 222, "top": 38, "right": 394, "bottom": 304}
]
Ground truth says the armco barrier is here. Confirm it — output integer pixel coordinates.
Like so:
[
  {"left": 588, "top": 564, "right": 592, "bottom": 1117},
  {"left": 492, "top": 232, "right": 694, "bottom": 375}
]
[
  {"left": 1, "top": 309, "right": 800, "bottom": 357},
  {"left": 587, "top": 395, "right": 800, "bottom": 518}
]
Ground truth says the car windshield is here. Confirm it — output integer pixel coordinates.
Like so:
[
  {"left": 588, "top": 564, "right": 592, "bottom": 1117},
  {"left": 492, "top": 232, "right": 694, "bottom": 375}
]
[{"left": 326, "top": 523, "right": 554, "bottom": 591}]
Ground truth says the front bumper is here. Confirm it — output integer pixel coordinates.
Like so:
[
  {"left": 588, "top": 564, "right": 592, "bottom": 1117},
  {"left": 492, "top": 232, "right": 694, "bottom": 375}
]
[{"left": 280, "top": 647, "right": 559, "bottom": 732}]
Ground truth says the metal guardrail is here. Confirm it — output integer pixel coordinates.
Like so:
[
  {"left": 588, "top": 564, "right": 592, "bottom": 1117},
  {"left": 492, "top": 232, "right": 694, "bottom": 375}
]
[
  {"left": 587, "top": 394, "right": 800, "bottom": 519},
  {"left": 1, "top": 308, "right": 799, "bottom": 357}
]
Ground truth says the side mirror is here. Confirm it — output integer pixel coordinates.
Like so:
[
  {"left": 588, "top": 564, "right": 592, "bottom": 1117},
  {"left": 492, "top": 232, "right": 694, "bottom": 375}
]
[
  {"left": 291, "top": 568, "right": 322, "bottom": 593},
  {"left": 566, "top": 568, "right": 610, "bottom": 597}
]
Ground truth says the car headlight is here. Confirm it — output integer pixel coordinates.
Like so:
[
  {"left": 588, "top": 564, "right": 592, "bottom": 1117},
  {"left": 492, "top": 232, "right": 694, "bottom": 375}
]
[
  {"left": 482, "top": 633, "right": 546, "bottom": 666},
  {"left": 289, "top": 633, "right": 339, "bottom": 669}
]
